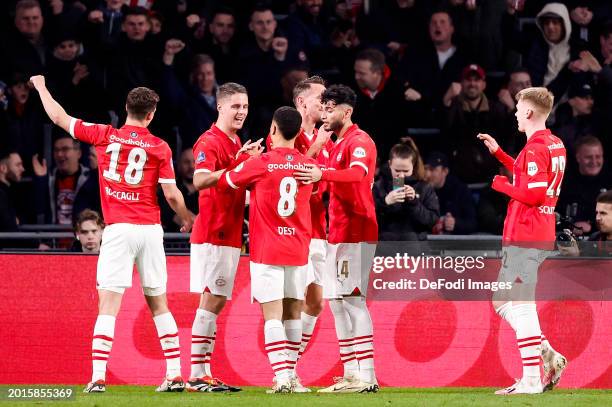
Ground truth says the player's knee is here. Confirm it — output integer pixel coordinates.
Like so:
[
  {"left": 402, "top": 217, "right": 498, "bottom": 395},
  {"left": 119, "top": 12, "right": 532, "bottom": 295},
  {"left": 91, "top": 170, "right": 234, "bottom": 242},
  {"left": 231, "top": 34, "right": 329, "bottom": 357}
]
[
  {"left": 201, "top": 293, "right": 227, "bottom": 315},
  {"left": 305, "top": 298, "right": 324, "bottom": 316}
]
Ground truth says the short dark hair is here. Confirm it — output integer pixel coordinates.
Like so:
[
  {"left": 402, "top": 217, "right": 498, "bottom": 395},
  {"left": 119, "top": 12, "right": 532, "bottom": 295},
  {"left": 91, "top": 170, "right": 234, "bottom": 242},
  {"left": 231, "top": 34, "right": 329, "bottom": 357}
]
[
  {"left": 212, "top": 6, "right": 235, "bottom": 20},
  {"left": 597, "top": 190, "right": 612, "bottom": 205},
  {"left": 355, "top": 49, "right": 386, "bottom": 74},
  {"left": 292, "top": 75, "right": 325, "bottom": 104},
  {"left": 273, "top": 106, "right": 302, "bottom": 141},
  {"left": 575, "top": 135, "right": 603, "bottom": 153},
  {"left": 321, "top": 84, "right": 357, "bottom": 108},
  {"left": 189, "top": 54, "right": 215, "bottom": 84},
  {"left": 126, "top": 87, "right": 159, "bottom": 120},
  {"left": 15, "top": 0, "right": 40, "bottom": 14},
  {"left": 74, "top": 209, "right": 104, "bottom": 232},
  {"left": 53, "top": 132, "right": 80, "bottom": 148},
  {"left": 124, "top": 6, "right": 148, "bottom": 19},
  {"left": 216, "top": 82, "right": 247, "bottom": 102},
  {"left": 251, "top": 3, "right": 273, "bottom": 19}
]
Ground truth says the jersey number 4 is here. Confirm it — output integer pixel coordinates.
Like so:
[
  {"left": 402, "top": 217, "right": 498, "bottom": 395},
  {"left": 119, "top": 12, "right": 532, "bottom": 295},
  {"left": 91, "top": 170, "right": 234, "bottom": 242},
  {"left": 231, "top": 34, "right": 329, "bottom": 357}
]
[
  {"left": 103, "top": 142, "right": 147, "bottom": 185},
  {"left": 546, "top": 156, "right": 565, "bottom": 197}
]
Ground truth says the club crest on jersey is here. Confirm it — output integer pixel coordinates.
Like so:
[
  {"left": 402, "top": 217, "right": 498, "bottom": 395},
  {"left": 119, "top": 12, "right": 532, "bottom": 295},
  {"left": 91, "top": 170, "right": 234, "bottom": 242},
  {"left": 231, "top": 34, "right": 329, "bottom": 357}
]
[
  {"left": 336, "top": 152, "right": 342, "bottom": 161},
  {"left": 527, "top": 161, "right": 538, "bottom": 176},
  {"left": 286, "top": 154, "right": 294, "bottom": 161},
  {"left": 196, "top": 151, "right": 206, "bottom": 163},
  {"left": 130, "top": 132, "right": 138, "bottom": 138},
  {"left": 353, "top": 147, "right": 366, "bottom": 158}
]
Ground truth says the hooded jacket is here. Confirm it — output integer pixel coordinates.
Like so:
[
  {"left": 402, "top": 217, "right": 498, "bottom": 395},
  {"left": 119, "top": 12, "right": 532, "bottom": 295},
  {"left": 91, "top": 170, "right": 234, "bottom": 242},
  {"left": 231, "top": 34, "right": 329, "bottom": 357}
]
[{"left": 532, "top": 3, "right": 572, "bottom": 87}]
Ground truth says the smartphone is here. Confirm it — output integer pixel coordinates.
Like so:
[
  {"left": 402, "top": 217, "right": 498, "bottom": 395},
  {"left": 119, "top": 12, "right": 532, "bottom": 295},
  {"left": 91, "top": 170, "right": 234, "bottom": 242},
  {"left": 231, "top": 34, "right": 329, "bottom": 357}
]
[{"left": 392, "top": 176, "right": 404, "bottom": 191}]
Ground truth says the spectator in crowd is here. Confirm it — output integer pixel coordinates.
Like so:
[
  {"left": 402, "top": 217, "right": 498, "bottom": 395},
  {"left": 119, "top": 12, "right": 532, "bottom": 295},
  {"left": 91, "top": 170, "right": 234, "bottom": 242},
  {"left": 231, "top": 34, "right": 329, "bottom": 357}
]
[
  {"left": 32, "top": 134, "right": 99, "bottom": 225},
  {"left": 280, "top": 64, "right": 309, "bottom": 105},
  {"left": 0, "top": 151, "right": 25, "bottom": 233},
  {"left": 497, "top": 68, "right": 533, "bottom": 154},
  {"left": 148, "top": 11, "right": 164, "bottom": 35},
  {"left": 239, "top": 4, "right": 296, "bottom": 138},
  {"left": 4, "top": 72, "right": 45, "bottom": 175},
  {"left": 558, "top": 136, "right": 611, "bottom": 237},
  {"left": 106, "top": 6, "right": 162, "bottom": 115},
  {"left": 162, "top": 39, "right": 217, "bottom": 147},
  {"left": 195, "top": 7, "right": 238, "bottom": 83},
  {"left": 527, "top": 3, "right": 576, "bottom": 98},
  {"left": 477, "top": 165, "right": 511, "bottom": 235},
  {"left": 352, "top": 48, "right": 408, "bottom": 159},
  {"left": 160, "top": 147, "right": 198, "bottom": 232},
  {"left": 71, "top": 208, "right": 104, "bottom": 253},
  {"left": 282, "top": 0, "right": 330, "bottom": 69},
  {"left": 374, "top": 138, "right": 439, "bottom": 241},
  {"left": 552, "top": 78, "right": 596, "bottom": 153},
  {"left": 1, "top": 0, "right": 47, "bottom": 80},
  {"left": 442, "top": 64, "right": 508, "bottom": 183},
  {"left": 568, "top": 1, "right": 599, "bottom": 53},
  {"left": 425, "top": 151, "right": 477, "bottom": 235},
  {"left": 85, "top": 0, "right": 126, "bottom": 53},
  {"left": 398, "top": 9, "right": 468, "bottom": 125}
]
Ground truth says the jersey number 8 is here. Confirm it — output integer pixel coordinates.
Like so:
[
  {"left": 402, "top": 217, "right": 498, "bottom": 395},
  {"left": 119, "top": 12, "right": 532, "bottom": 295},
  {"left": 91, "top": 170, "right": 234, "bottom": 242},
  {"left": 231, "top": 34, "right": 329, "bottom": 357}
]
[
  {"left": 103, "top": 142, "right": 147, "bottom": 185},
  {"left": 277, "top": 177, "right": 297, "bottom": 217}
]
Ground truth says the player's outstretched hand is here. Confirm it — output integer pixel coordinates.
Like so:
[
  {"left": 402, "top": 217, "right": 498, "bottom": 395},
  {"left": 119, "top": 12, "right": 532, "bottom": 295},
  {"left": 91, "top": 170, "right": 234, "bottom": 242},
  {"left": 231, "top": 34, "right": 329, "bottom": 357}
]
[
  {"left": 477, "top": 133, "right": 499, "bottom": 154},
  {"left": 29, "top": 75, "right": 46, "bottom": 91},
  {"left": 491, "top": 175, "right": 509, "bottom": 192},
  {"left": 236, "top": 138, "right": 264, "bottom": 158},
  {"left": 293, "top": 163, "right": 322, "bottom": 184}
]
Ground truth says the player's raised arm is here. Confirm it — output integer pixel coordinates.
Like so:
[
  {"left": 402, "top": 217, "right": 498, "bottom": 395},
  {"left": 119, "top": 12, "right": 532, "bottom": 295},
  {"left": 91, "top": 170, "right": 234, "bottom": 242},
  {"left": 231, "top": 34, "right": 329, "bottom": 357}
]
[
  {"left": 29, "top": 75, "right": 73, "bottom": 134},
  {"left": 477, "top": 133, "right": 514, "bottom": 173},
  {"left": 161, "top": 183, "right": 194, "bottom": 232}
]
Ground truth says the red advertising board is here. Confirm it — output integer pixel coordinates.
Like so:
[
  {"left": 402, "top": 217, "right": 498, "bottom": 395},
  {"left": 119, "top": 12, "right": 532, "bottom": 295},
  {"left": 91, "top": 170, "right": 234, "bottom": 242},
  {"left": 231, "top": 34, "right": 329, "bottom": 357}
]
[{"left": 1, "top": 254, "right": 610, "bottom": 387}]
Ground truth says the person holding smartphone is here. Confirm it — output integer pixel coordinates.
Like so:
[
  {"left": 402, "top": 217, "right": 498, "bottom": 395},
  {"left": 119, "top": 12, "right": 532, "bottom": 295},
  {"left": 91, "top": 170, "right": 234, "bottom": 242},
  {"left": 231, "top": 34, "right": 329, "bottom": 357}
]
[{"left": 373, "top": 137, "right": 440, "bottom": 240}]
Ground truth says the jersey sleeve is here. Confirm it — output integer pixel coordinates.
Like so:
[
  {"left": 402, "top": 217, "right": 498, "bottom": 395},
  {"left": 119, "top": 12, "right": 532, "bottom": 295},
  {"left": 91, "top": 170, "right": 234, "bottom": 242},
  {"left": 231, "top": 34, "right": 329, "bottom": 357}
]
[
  {"left": 522, "top": 143, "right": 550, "bottom": 191},
  {"left": 158, "top": 143, "right": 176, "bottom": 184},
  {"left": 69, "top": 118, "right": 110, "bottom": 145},
  {"left": 193, "top": 138, "right": 219, "bottom": 174},
  {"left": 347, "top": 136, "right": 375, "bottom": 174},
  {"left": 219, "top": 157, "right": 267, "bottom": 191}
]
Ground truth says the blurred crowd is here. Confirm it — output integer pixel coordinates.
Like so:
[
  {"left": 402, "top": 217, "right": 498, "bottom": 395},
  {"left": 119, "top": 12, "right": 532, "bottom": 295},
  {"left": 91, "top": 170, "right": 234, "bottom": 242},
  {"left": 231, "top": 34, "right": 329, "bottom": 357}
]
[{"left": 0, "top": 0, "right": 610, "bottom": 249}]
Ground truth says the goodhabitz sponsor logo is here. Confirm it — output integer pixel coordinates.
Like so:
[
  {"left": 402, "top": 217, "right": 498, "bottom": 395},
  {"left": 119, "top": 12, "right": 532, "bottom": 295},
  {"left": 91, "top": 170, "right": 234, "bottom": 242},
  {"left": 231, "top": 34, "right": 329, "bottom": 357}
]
[
  {"left": 267, "top": 162, "right": 309, "bottom": 172},
  {"left": 110, "top": 134, "right": 152, "bottom": 148}
]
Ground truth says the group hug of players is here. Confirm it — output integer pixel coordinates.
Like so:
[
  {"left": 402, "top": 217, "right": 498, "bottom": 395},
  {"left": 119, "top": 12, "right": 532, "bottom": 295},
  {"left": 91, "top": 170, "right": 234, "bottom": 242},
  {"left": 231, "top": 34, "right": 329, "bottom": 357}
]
[{"left": 30, "top": 71, "right": 568, "bottom": 395}]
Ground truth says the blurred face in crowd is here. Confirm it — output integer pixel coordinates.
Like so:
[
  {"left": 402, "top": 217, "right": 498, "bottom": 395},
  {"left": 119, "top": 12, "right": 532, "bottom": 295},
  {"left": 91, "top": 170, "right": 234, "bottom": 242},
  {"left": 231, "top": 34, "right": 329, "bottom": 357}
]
[
  {"left": 282, "top": 69, "right": 309, "bottom": 103},
  {"left": 354, "top": 59, "right": 382, "bottom": 91},
  {"left": 53, "top": 138, "right": 81, "bottom": 175},
  {"left": 53, "top": 40, "right": 80, "bottom": 61},
  {"left": 569, "top": 95, "right": 594, "bottom": 116},
  {"left": 541, "top": 17, "right": 564, "bottom": 44},
  {"left": 250, "top": 10, "right": 276, "bottom": 43},
  {"left": 425, "top": 165, "right": 448, "bottom": 189},
  {"left": 461, "top": 74, "right": 486, "bottom": 101},
  {"left": 508, "top": 72, "right": 532, "bottom": 98},
  {"left": 210, "top": 13, "right": 235, "bottom": 45},
  {"left": 149, "top": 16, "right": 162, "bottom": 34},
  {"left": 429, "top": 12, "right": 454, "bottom": 46},
  {"left": 321, "top": 101, "right": 350, "bottom": 133},
  {"left": 296, "top": 83, "right": 325, "bottom": 124},
  {"left": 389, "top": 157, "right": 414, "bottom": 179},
  {"left": 601, "top": 33, "right": 612, "bottom": 60},
  {"left": 194, "top": 62, "right": 215, "bottom": 95},
  {"left": 9, "top": 82, "right": 29, "bottom": 104},
  {"left": 123, "top": 14, "right": 150, "bottom": 41},
  {"left": 299, "top": 0, "right": 323, "bottom": 17},
  {"left": 396, "top": 0, "right": 416, "bottom": 8},
  {"left": 217, "top": 93, "right": 248, "bottom": 132},
  {"left": 1, "top": 153, "right": 25, "bottom": 183},
  {"left": 15, "top": 6, "right": 43, "bottom": 39},
  {"left": 576, "top": 143, "right": 603, "bottom": 176},
  {"left": 106, "top": 0, "right": 124, "bottom": 11},
  {"left": 77, "top": 220, "right": 103, "bottom": 253},
  {"left": 595, "top": 202, "right": 612, "bottom": 235},
  {"left": 178, "top": 149, "right": 194, "bottom": 182}
]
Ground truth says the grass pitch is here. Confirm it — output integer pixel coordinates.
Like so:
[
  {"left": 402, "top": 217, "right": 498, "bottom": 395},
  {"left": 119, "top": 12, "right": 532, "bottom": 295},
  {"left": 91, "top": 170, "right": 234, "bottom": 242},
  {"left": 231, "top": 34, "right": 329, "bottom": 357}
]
[{"left": 2, "top": 386, "right": 611, "bottom": 406}]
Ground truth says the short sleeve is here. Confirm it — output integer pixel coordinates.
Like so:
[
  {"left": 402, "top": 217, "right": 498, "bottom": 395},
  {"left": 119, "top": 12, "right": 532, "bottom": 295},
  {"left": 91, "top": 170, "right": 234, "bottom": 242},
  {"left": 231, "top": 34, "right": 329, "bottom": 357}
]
[
  {"left": 347, "top": 136, "right": 375, "bottom": 174},
  {"left": 523, "top": 144, "right": 550, "bottom": 190},
  {"left": 158, "top": 143, "right": 176, "bottom": 184},
  {"left": 69, "top": 118, "right": 110, "bottom": 145},
  {"left": 223, "top": 157, "right": 267, "bottom": 190},
  {"left": 193, "top": 138, "right": 219, "bottom": 174}
]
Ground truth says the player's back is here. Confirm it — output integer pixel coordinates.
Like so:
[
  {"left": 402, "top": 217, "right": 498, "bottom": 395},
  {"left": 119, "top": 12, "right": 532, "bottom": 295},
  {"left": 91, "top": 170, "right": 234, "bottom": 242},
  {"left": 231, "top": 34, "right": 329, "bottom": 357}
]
[
  {"left": 71, "top": 119, "right": 176, "bottom": 225},
  {"left": 249, "top": 148, "right": 315, "bottom": 266}
]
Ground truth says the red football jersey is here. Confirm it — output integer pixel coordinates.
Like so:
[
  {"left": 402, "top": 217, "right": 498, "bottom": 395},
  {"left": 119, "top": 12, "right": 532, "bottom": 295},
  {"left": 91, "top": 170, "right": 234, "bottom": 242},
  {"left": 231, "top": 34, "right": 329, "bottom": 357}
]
[
  {"left": 218, "top": 147, "right": 315, "bottom": 266},
  {"left": 496, "top": 129, "right": 566, "bottom": 246},
  {"left": 325, "top": 124, "right": 378, "bottom": 243},
  {"left": 267, "top": 129, "right": 331, "bottom": 239},
  {"left": 190, "top": 124, "right": 245, "bottom": 248},
  {"left": 69, "top": 118, "right": 175, "bottom": 225}
]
